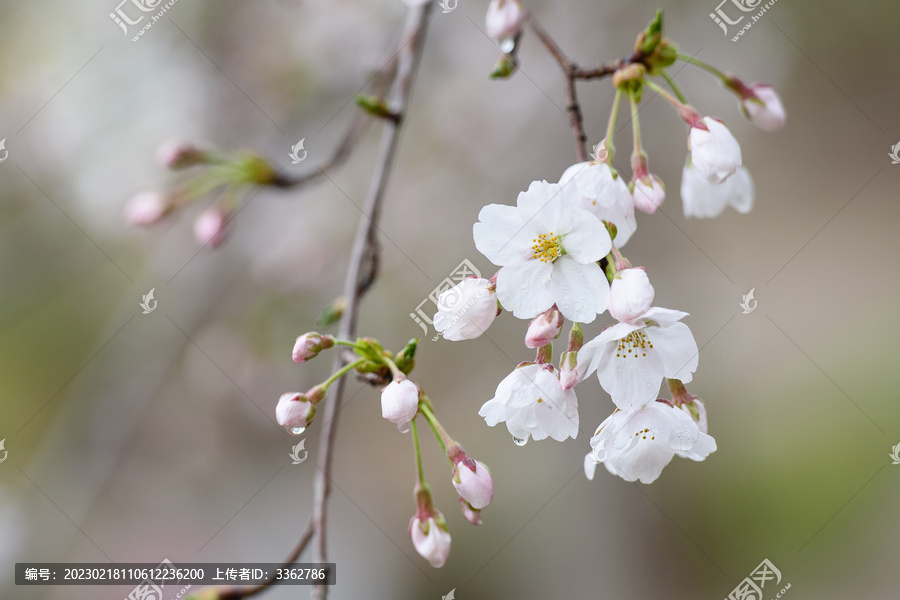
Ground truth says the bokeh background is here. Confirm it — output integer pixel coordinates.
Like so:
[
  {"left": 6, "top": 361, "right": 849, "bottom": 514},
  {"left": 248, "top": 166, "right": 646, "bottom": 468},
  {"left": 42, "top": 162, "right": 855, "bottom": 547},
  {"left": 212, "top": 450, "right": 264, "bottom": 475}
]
[{"left": 2, "top": 0, "right": 899, "bottom": 598}]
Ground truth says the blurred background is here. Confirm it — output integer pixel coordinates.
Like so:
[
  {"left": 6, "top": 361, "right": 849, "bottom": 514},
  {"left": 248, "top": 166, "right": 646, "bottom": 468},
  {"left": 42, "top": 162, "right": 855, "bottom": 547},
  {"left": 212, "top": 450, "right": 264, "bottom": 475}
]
[{"left": 1, "top": 0, "right": 899, "bottom": 598}]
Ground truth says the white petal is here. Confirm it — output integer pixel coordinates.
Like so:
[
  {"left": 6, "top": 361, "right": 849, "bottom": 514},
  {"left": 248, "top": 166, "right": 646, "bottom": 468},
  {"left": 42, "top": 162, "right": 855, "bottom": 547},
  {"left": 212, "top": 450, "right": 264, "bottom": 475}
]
[
  {"left": 473, "top": 204, "right": 532, "bottom": 265},
  {"left": 495, "top": 260, "right": 555, "bottom": 319},
  {"left": 594, "top": 333, "right": 665, "bottom": 409},
  {"left": 550, "top": 258, "right": 609, "bottom": 323},
  {"left": 649, "top": 322, "right": 699, "bottom": 384},
  {"left": 558, "top": 209, "right": 611, "bottom": 263}
]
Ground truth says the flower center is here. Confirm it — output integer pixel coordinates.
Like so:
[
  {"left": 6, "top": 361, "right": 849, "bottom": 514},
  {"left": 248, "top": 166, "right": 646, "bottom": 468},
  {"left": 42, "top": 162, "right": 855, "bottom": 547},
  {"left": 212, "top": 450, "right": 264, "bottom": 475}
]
[
  {"left": 632, "top": 427, "right": 656, "bottom": 441},
  {"left": 531, "top": 232, "right": 562, "bottom": 263},
  {"left": 615, "top": 330, "right": 653, "bottom": 358}
]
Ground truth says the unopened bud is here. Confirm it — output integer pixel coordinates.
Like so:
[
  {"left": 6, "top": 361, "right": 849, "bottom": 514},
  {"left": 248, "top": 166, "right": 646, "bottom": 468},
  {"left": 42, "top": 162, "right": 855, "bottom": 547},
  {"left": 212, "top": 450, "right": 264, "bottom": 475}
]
[
  {"left": 124, "top": 191, "right": 173, "bottom": 226},
  {"left": 156, "top": 140, "right": 206, "bottom": 169},
  {"left": 194, "top": 206, "right": 229, "bottom": 248},
  {"left": 292, "top": 332, "right": 335, "bottom": 363},
  {"left": 275, "top": 392, "right": 316, "bottom": 435},
  {"left": 525, "top": 308, "right": 563, "bottom": 349}
]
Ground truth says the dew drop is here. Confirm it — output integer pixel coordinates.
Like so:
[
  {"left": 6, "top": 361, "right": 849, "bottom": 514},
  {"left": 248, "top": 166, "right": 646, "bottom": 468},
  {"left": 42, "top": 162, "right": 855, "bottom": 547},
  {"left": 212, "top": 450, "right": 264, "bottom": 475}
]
[
  {"left": 398, "top": 421, "right": 411, "bottom": 434},
  {"left": 290, "top": 426, "right": 306, "bottom": 435},
  {"left": 499, "top": 38, "right": 515, "bottom": 54},
  {"left": 512, "top": 436, "right": 528, "bottom": 446}
]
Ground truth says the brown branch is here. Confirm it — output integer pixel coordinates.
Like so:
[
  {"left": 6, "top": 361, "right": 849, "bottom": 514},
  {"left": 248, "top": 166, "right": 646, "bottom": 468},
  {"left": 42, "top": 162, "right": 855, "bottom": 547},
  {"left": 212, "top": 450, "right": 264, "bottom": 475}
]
[
  {"left": 527, "top": 17, "right": 637, "bottom": 159},
  {"left": 310, "top": 3, "right": 433, "bottom": 600}
]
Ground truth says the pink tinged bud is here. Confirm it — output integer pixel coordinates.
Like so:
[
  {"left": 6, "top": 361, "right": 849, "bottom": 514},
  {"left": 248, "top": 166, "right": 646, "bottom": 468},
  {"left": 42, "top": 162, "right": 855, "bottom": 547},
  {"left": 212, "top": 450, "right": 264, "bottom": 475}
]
[
  {"left": 381, "top": 378, "right": 420, "bottom": 432},
  {"left": 459, "top": 497, "right": 483, "bottom": 525},
  {"left": 524, "top": 308, "right": 563, "bottom": 349},
  {"left": 741, "top": 84, "right": 786, "bottom": 132},
  {"left": 609, "top": 268, "right": 655, "bottom": 324},
  {"left": 453, "top": 459, "right": 494, "bottom": 509},
  {"left": 632, "top": 174, "right": 666, "bottom": 214},
  {"left": 485, "top": 0, "right": 526, "bottom": 46},
  {"left": 124, "top": 191, "right": 172, "bottom": 226},
  {"left": 292, "top": 332, "right": 334, "bottom": 363},
  {"left": 194, "top": 206, "right": 228, "bottom": 248},
  {"left": 688, "top": 117, "right": 742, "bottom": 184},
  {"left": 409, "top": 516, "right": 451, "bottom": 568},
  {"left": 276, "top": 392, "right": 316, "bottom": 435},
  {"left": 559, "top": 350, "right": 579, "bottom": 390},
  {"left": 156, "top": 140, "right": 205, "bottom": 169}
]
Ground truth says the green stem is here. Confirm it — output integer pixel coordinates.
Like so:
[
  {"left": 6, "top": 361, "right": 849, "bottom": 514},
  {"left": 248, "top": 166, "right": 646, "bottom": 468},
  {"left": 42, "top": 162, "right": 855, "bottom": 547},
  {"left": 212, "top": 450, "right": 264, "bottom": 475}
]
[
  {"left": 383, "top": 356, "right": 404, "bottom": 380},
  {"left": 420, "top": 403, "right": 450, "bottom": 453},
  {"left": 644, "top": 79, "right": 685, "bottom": 111},
  {"left": 333, "top": 339, "right": 362, "bottom": 349},
  {"left": 660, "top": 70, "right": 688, "bottom": 104},
  {"left": 629, "top": 90, "right": 643, "bottom": 157},
  {"left": 321, "top": 358, "right": 365, "bottom": 390},
  {"left": 411, "top": 417, "right": 425, "bottom": 484},
  {"left": 604, "top": 87, "right": 624, "bottom": 161},
  {"left": 677, "top": 53, "right": 729, "bottom": 81}
]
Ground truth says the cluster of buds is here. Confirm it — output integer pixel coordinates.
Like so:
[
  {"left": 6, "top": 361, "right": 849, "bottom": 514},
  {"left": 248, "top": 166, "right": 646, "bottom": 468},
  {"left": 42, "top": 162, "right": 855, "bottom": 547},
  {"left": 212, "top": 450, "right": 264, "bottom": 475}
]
[
  {"left": 278, "top": 331, "right": 493, "bottom": 568},
  {"left": 123, "top": 140, "right": 280, "bottom": 247}
]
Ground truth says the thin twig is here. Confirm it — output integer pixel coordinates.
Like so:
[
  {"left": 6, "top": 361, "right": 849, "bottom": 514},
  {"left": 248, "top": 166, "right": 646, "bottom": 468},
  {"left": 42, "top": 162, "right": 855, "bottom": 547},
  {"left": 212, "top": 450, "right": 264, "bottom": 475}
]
[{"left": 310, "top": 4, "right": 433, "bottom": 600}]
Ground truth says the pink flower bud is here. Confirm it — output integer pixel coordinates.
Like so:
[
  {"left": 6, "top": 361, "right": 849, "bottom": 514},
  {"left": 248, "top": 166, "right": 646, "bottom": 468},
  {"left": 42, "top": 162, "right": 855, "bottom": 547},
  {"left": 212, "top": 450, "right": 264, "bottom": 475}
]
[
  {"left": 559, "top": 350, "right": 580, "bottom": 390},
  {"left": 124, "top": 191, "right": 172, "bottom": 226},
  {"left": 156, "top": 140, "right": 205, "bottom": 169},
  {"left": 688, "top": 117, "right": 742, "bottom": 184},
  {"left": 452, "top": 459, "right": 494, "bottom": 510},
  {"left": 485, "top": 0, "right": 526, "bottom": 44},
  {"left": 741, "top": 84, "right": 785, "bottom": 132},
  {"left": 381, "top": 378, "right": 420, "bottom": 432},
  {"left": 275, "top": 392, "right": 316, "bottom": 435},
  {"left": 194, "top": 206, "right": 229, "bottom": 248},
  {"left": 291, "top": 332, "right": 334, "bottom": 363},
  {"left": 409, "top": 516, "right": 451, "bottom": 568},
  {"left": 609, "top": 268, "right": 655, "bottom": 324},
  {"left": 459, "top": 497, "right": 483, "bottom": 525},
  {"left": 632, "top": 174, "right": 665, "bottom": 214},
  {"left": 524, "top": 308, "right": 563, "bottom": 349}
]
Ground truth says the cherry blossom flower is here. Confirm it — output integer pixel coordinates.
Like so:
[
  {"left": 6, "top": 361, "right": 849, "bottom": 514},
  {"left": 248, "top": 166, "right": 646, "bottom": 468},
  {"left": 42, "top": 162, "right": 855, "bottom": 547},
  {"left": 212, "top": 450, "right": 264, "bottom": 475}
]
[
  {"left": 433, "top": 278, "right": 498, "bottom": 341},
  {"left": 559, "top": 161, "right": 637, "bottom": 245},
  {"left": 525, "top": 307, "right": 563, "bottom": 348},
  {"left": 583, "top": 400, "right": 716, "bottom": 484},
  {"left": 688, "top": 117, "right": 742, "bottom": 184},
  {"left": 474, "top": 180, "right": 612, "bottom": 323},
  {"left": 631, "top": 174, "right": 666, "bottom": 214},
  {"left": 124, "top": 191, "right": 172, "bottom": 226},
  {"left": 410, "top": 515, "right": 451, "bottom": 568},
  {"left": 381, "top": 378, "right": 420, "bottom": 432},
  {"left": 681, "top": 163, "right": 754, "bottom": 219},
  {"left": 479, "top": 363, "right": 579, "bottom": 442},
  {"left": 452, "top": 458, "right": 494, "bottom": 509},
  {"left": 577, "top": 307, "right": 699, "bottom": 410},
  {"left": 292, "top": 332, "right": 334, "bottom": 363},
  {"left": 276, "top": 392, "right": 316, "bottom": 435},
  {"left": 741, "top": 84, "right": 786, "bottom": 132},
  {"left": 486, "top": 0, "right": 526, "bottom": 51},
  {"left": 194, "top": 206, "right": 229, "bottom": 247}
]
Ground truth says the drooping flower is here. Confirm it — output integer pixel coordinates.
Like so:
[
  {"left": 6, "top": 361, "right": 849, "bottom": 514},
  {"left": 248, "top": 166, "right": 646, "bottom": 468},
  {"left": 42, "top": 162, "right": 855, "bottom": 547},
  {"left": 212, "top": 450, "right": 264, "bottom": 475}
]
[
  {"left": 524, "top": 306, "right": 563, "bottom": 349},
  {"left": 156, "top": 140, "right": 205, "bottom": 169},
  {"left": 381, "top": 378, "right": 420, "bottom": 432},
  {"left": 577, "top": 307, "right": 699, "bottom": 410},
  {"left": 458, "top": 497, "right": 483, "bottom": 525},
  {"left": 688, "top": 117, "right": 742, "bottom": 184},
  {"left": 276, "top": 392, "right": 316, "bottom": 435},
  {"left": 631, "top": 174, "right": 666, "bottom": 214},
  {"left": 292, "top": 332, "right": 335, "bottom": 363},
  {"left": 474, "top": 180, "right": 612, "bottom": 323},
  {"left": 194, "top": 206, "right": 229, "bottom": 247},
  {"left": 124, "top": 191, "right": 173, "bottom": 226},
  {"left": 433, "top": 277, "right": 498, "bottom": 341},
  {"left": 559, "top": 161, "right": 636, "bottom": 245},
  {"left": 410, "top": 515, "right": 452, "bottom": 568},
  {"left": 740, "top": 84, "right": 786, "bottom": 132},
  {"left": 583, "top": 400, "right": 716, "bottom": 484},
  {"left": 681, "top": 162, "right": 754, "bottom": 219},
  {"left": 479, "top": 363, "right": 579, "bottom": 442},
  {"left": 608, "top": 268, "right": 655, "bottom": 325},
  {"left": 451, "top": 457, "right": 494, "bottom": 510},
  {"left": 485, "top": 0, "right": 526, "bottom": 51}
]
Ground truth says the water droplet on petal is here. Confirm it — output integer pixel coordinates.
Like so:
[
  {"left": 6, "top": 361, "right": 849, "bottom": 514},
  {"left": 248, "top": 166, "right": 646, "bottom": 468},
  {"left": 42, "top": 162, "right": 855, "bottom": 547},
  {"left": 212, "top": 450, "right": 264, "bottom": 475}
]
[
  {"left": 499, "top": 38, "right": 515, "bottom": 54},
  {"left": 398, "top": 421, "right": 411, "bottom": 434},
  {"left": 290, "top": 426, "right": 306, "bottom": 435},
  {"left": 512, "top": 436, "right": 528, "bottom": 446}
]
